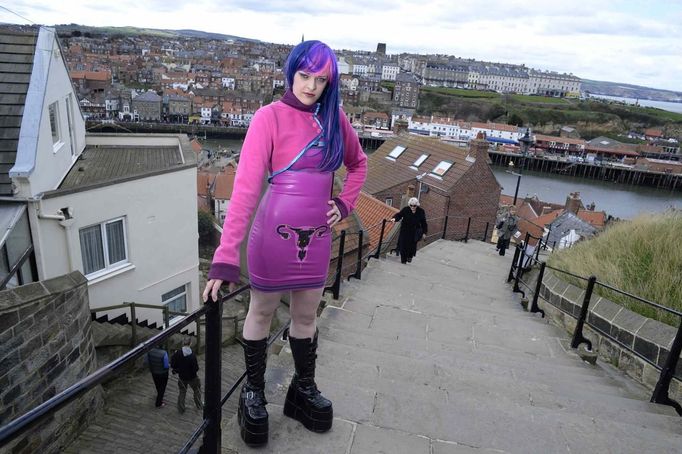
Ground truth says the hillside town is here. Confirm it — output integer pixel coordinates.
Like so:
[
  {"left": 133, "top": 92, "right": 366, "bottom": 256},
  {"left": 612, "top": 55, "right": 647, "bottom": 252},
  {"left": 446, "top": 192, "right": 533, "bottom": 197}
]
[{"left": 2, "top": 19, "right": 682, "bottom": 454}]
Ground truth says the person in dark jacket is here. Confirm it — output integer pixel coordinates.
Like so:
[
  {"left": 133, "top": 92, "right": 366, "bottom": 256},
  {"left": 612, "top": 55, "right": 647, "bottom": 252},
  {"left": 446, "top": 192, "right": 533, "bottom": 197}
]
[
  {"left": 145, "top": 346, "right": 169, "bottom": 408},
  {"left": 497, "top": 208, "right": 519, "bottom": 256},
  {"left": 390, "top": 197, "right": 428, "bottom": 264},
  {"left": 171, "top": 338, "right": 203, "bottom": 413}
]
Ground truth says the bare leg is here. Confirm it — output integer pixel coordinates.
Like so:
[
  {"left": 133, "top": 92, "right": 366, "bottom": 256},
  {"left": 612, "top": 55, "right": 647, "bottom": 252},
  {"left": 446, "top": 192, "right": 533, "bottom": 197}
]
[
  {"left": 242, "top": 288, "right": 282, "bottom": 340},
  {"left": 288, "top": 287, "right": 324, "bottom": 339}
]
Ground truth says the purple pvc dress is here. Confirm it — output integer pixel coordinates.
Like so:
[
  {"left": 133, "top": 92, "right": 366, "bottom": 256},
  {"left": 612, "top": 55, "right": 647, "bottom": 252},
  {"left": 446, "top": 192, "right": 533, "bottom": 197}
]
[{"left": 246, "top": 146, "right": 333, "bottom": 292}]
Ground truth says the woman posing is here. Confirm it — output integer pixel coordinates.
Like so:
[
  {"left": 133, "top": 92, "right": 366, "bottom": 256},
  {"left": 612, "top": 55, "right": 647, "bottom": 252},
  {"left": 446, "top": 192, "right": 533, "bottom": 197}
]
[{"left": 202, "top": 40, "right": 367, "bottom": 446}]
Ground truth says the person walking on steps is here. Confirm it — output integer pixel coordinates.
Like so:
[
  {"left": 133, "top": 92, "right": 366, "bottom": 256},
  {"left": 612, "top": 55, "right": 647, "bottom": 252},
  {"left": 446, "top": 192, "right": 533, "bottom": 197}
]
[
  {"left": 202, "top": 40, "right": 368, "bottom": 447},
  {"left": 497, "top": 208, "right": 519, "bottom": 256},
  {"left": 145, "top": 346, "right": 169, "bottom": 408},
  {"left": 389, "top": 197, "right": 428, "bottom": 264},
  {"left": 171, "top": 338, "right": 203, "bottom": 413}
]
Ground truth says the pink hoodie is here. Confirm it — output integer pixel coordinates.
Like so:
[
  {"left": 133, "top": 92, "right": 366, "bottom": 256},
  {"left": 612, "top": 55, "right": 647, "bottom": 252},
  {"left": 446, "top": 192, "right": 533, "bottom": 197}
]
[{"left": 208, "top": 100, "right": 368, "bottom": 283}]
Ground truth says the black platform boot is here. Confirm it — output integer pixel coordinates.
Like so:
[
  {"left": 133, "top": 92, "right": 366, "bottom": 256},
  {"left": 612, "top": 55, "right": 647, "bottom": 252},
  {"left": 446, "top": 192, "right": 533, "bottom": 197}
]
[
  {"left": 238, "top": 338, "right": 269, "bottom": 446},
  {"left": 283, "top": 329, "right": 333, "bottom": 432}
]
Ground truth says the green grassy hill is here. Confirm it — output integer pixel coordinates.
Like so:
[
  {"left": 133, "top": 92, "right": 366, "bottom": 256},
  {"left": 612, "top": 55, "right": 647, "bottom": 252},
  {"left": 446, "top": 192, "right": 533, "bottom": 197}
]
[
  {"left": 414, "top": 88, "right": 682, "bottom": 139},
  {"left": 547, "top": 211, "right": 682, "bottom": 326}
]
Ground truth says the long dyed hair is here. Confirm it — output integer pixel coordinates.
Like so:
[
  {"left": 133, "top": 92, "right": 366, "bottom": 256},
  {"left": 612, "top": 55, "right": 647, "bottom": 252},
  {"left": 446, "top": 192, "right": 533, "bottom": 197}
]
[{"left": 284, "top": 40, "right": 343, "bottom": 171}]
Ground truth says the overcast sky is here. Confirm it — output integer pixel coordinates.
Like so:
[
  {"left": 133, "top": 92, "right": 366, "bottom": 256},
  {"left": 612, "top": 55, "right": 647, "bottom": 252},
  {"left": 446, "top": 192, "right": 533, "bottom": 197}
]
[{"left": 3, "top": 0, "right": 681, "bottom": 92}]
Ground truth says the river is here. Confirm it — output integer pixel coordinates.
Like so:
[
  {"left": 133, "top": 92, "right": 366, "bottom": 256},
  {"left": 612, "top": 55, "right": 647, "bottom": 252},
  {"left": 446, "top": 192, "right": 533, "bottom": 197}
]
[
  {"left": 491, "top": 166, "right": 682, "bottom": 219},
  {"left": 201, "top": 138, "right": 682, "bottom": 220},
  {"left": 589, "top": 95, "right": 682, "bottom": 114}
]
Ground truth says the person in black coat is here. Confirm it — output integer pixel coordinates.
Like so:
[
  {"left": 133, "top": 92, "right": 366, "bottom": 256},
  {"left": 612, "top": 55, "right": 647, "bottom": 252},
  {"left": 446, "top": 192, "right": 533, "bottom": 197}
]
[
  {"left": 390, "top": 197, "right": 428, "bottom": 264},
  {"left": 170, "top": 338, "right": 203, "bottom": 413}
]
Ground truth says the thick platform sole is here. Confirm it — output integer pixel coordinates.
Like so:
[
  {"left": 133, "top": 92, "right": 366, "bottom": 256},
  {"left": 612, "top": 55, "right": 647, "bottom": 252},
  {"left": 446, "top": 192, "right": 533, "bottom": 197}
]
[
  {"left": 283, "top": 387, "right": 333, "bottom": 433},
  {"left": 238, "top": 403, "right": 269, "bottom": 446}
]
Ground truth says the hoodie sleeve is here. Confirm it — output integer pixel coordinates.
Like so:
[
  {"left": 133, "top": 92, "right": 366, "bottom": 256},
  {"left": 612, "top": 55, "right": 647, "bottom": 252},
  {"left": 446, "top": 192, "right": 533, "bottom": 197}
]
[
  {"left": 332, "top": 109, "right": 367, "bottom": 219},
  {"left": 208, "top": 108, "right": 273, "bottom": 283}
]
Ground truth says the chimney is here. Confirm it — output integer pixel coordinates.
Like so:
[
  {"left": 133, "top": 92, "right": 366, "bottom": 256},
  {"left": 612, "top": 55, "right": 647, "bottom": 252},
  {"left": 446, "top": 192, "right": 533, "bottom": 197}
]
[
  {"left": 393, "top": 119, "right": 408, "bottom": 135},
  {"left": 468, "top": 132, "right": 489, "bottom": 163},
  {"left": 565, "top": 192, "right": 582, "bottom": 214}
]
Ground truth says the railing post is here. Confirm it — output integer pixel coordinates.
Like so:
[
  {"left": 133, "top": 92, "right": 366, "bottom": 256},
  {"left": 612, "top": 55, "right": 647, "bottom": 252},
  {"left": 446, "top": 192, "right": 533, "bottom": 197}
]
[
  {"left": 507, "top": 244, "right": 521, "bottom": 283},
  {"left": 570, "top": 276, "right": 596, "bottom": 350},
  {"left": 350, "top": 230, "right": 363, "bottom": 281},
  {"left": 373, "top": 219, "right": 386, "bottom": 259},
  {"left": 441, "top": 215, "right": 449, "bottom": 239},
  {"left": 201, "top": 296, "right": 223, "bottom": 453},
  {"left": 520, "top": 232, "right": 531, "bottom": 270},
  {"left": 650, "top": 320, "right": 682, "bottom": 415},
  {"left": 130, "top": 302, "right": 137, "bottom": 348},
  {"left": 330, "top": 230, "right": 346, "bottom": 300},
  {"left": 464, "top": 217, "right": 471, "bottom": 243},
  {"left": 513, "top": 244, "right": 525, "bottom": 297},
  {"left": 196, "top": 315, "right": 202, "bottom": 354},
  {"left": 163, "top": 306, "right": 170, "bottom": 351},
  {"left": 483, "top": 222, "right": 489, "bottom": 242},
  {"left": 544, "top": 225, "right": 552, "bottom": 250},
  {"left": 535, "top": 239, "right": 542, "bottom": 262},
  {"left": 530, "top": 262, "right": 546, "bottom": 317}
]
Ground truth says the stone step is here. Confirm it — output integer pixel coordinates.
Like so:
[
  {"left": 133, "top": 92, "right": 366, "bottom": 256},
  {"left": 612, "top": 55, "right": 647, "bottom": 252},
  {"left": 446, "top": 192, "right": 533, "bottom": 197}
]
[
  {"left": 316, "top": 306, "right": 615, "bottom": 380},
  {"left": 267, "top": 338, "right": 681, "bottom": 433}
]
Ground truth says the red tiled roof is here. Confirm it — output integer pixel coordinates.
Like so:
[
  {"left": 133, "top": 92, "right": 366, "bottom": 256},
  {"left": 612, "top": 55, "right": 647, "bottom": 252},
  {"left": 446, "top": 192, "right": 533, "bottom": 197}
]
[
  {"left": 190, "top": 138, "right": 202, "bottom": 154},
  {"left": 357, "top": 133, "right": 477, "bottom": 195},
  {"left": 353, "top": 192, "right": 399, "bottom": 252},
  {"left": 69, "top": 70, "right": 111, "bottom": 81},
  {"left": 213, "top": 165, "right": 236, "bottom": 200},
  {"left": 197, "top": 171, "right": 213, "bottom": 197},
  {"left": 576, "top": 209, "right": 606, "bottom": 228}
]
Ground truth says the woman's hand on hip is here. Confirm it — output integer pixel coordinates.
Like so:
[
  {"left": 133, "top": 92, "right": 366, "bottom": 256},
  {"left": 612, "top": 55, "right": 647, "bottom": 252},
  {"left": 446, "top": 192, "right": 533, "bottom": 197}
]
[{"left": 326, "top": 200, "right": 341, "bottom": 226}]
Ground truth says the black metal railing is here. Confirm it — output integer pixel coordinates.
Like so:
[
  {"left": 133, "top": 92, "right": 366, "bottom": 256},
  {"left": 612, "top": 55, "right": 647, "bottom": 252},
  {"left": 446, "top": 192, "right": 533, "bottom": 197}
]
[
  {"left": 0, "top": 284, "right": 289, "bottom": 453},
  {"left": 504, "top": 238, "right": 682, "bottom": 416}
]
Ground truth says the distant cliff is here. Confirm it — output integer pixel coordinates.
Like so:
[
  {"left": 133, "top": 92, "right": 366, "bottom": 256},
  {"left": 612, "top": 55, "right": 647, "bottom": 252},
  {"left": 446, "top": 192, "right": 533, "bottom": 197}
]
[{"left": 581, "top": 79, "right": 682, "bottom": 103}]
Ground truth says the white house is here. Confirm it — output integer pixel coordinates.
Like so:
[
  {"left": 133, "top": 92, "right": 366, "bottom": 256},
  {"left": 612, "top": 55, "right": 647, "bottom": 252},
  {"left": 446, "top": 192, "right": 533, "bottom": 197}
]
[
  {"left": 381, "top": 64, "right": 400, "bottom": 81},
  {"left": 2, "top": 26, "right": 199, "bottom": 328}
]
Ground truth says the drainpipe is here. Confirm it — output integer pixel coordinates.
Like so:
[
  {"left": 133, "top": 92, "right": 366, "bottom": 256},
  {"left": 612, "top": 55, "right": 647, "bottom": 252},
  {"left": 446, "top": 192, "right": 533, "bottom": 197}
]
[{"left": 37, "top": 205, "right": 77, "bottom": 270}]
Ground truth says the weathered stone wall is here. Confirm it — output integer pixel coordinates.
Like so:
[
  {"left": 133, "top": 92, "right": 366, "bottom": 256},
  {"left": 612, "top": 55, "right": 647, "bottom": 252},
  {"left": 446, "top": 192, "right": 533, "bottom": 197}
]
[
  {"left": 0, "top": 272, "right": 103, "bottom": 454},
  {"left": 539, "top": 271, "right": 681, "bottom": 403}
]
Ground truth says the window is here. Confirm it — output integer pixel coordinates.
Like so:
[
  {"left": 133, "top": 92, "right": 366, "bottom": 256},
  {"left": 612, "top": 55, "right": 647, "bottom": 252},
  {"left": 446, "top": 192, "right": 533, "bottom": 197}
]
[
  {"left": 49, "top": 101, "right": 60, "bottom": 145},
  {"left": 385, "top": 197, "right": 393, "bottom": 207},
  {"left": 163, "top": 284, "right": 188, "bottom": 314},
  {"left": 386, "top": 145, "right": 406, "bottom": 160},
  {"left": 430, "top": 160, "right": 453, "bottom": 178},
  {"left": 79, "top": 218, "right": 128, "bottom": 276}
]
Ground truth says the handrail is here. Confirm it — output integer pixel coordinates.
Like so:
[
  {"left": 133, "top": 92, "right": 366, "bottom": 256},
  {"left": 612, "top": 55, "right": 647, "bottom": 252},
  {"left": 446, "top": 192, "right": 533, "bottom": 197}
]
[
  {"left": 544, "top": 264, "right": 590, "bottom": 281},
  {"left": 595, "top": 281, "right": 682, "bottom": 318},
  {"left": 510, "top": 257, "right": 682, "bottom": 416},
  {"left": 0, "top": 285, "right": 250, "bottom": 450}
]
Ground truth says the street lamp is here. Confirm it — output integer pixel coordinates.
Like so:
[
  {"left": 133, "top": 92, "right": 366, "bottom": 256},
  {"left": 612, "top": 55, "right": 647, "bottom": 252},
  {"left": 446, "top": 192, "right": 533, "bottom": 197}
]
[
  {"left": 506, "top": 128, "right": 533, "bottom": 206},
  {"left": 506, "top": 161, "right": 522, "bottom": 206}
]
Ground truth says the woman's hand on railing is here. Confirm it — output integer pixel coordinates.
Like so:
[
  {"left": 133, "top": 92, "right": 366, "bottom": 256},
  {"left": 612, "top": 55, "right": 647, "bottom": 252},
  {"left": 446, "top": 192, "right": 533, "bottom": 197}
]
[{"left": 202, "top": 279, "right": 237, "bottom": 303}]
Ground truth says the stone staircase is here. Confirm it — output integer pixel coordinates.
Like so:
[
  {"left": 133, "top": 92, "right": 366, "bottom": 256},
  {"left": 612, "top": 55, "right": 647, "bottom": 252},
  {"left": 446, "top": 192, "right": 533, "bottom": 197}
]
[
  {"left": 222, "top": 239, "right": 682, "bottom": 453},
  {"left": 63, "top": 342, "right": 245, "bottom": 454}
]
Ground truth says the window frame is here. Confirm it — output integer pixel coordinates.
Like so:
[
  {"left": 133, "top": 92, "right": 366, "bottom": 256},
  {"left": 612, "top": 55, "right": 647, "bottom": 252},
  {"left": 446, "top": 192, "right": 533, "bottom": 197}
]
[
  {"left": 162, "top": 284, "right": 188, "bottom": 320},
  {"left": 386, "top": 145, "right": 407, "bottom": 161},
  {"left": 430, "top": 160, "right": 454, "bottom": 179},
  {"left": 410, "top": 154, "right": 429, "bottom": 170},
  {"left": 48, "top": 101, "right": 62, "bottom": 151},
  {"left": 79, "top": 217, "right": 129, "bottom": 278}
]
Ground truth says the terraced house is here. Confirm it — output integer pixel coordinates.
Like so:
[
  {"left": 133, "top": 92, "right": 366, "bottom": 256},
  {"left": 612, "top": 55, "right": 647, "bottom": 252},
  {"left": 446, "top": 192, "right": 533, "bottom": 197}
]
[{"left": 0, "top": 25, "right": 199, "bottom": 327}]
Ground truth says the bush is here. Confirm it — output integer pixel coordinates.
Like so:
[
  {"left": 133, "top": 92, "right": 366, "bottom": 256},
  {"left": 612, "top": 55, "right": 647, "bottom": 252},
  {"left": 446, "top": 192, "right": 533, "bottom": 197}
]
[{"left": 198, "top": 209, "right": 216, "bottom": 244}]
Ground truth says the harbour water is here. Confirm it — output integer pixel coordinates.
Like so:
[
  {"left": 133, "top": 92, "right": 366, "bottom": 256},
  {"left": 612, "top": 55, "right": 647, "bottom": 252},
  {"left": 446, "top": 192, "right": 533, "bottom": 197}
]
[
  {"left": 589, "top": 95, "right": 682, "bottom": 114},
  {"left": 200, "top": 138, "right": 682, "bottom": 220},
  {"left": 491, "top": 166, "right": 682, "bottom": 219}
]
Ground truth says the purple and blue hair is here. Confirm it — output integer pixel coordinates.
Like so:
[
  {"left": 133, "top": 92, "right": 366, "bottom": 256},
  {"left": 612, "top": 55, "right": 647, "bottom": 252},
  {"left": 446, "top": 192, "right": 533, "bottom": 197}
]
[{"left": 284, "top": 40, "right": 343, "bottom": 171}]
